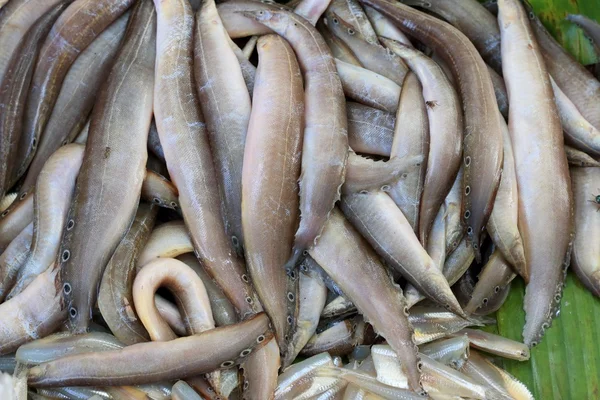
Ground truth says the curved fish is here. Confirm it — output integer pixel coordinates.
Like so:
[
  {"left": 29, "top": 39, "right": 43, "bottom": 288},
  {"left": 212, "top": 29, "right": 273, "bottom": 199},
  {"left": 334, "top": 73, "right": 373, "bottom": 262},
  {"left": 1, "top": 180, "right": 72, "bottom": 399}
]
[
  {"left": 242, "top": 34, "right": 303, "bottom": 354},
  {"left": 361, "top": 0, "right": 504, "bottom": 259},
  {"left": 301, "top": 318, "right": 360, "bottom": 357},
  {"left": 7, "top": 145, "right": 84, "bottom": 299},
  {"left": 499, "top": 0, "right": 572, "bottom": 347},
  {"left": 142, "top": 170, "right": 179, "bottom": 211},
  {"left": 27, "top": 313, "right": 273, "bottom": 387},
  {"left": 567, "top": 14, "right": 600, "bottom": 49},
  {"left": 194, "top": 0, "right": 252, "bottom": 253},
  {"left": 0, "top": 4, "right": 66, "bottom": 198},
  {"left": 383, "top": 39, "right": 462, "bottom": 246},
  {"left": 308, "top": 209, "right": 421, "bottom": 392},
  {"left": 240, "top": 8, "right": 349, "bottom": 269},
  {"left": 0, "top": 191, "right": 33, "bottom": 252},
  {"left": 137, "top": 221, "right": 193, "bottom": 268},
  {"left": 363, "top": 5, "right": 412, "bottom": 46},
  {"left": 565, "top": 145, "right": 600, "bottom": 167},
  {"left": 294, "top": 0, "right": 332, "bottom": 25},
  {"left": 465, "top": 250, "right": 516, "bottom": 314},
  {"left": 18, "top": 12, "right": 130, "bottom": 196},
  {"left": 327, "top": 0, "right": 378, "bottom": 44},
  {"left": 0, "top": 223, "right": 33, "bottom": 301},
  {"left": 97, "top": 203, "right": 157, "bottom": 345},
  {"left": 347, "top": 102, "right": 394, "bottom": 156},
  {"left": 570, "top": 167, "right": 600, "bottom": 296},
  {"left": 341, "top": 191, "right": 465, "bottom": 317},
  {"left": 13, "top": 0, "right": 135, "bottom": 184},
  {"left": 59, "top": 0, "right": 156, "bottom": 333},
  {"left": 153, "top": 0, "right": 260, "bottom": 318},
  {"left": 388, "top": 72, "right": 429, "bottom": 231},
  {"left": 318, "top": 21, "right": 362, "bottom": 66},
  {"left": 487, "top": 117, "right": 527, "bottom": 279},
  {"left": 335, "top": 58, "right": 400, "bottom": 113},
  {"left": 217, "top": 0, "right": 284, "bottom": 39}
]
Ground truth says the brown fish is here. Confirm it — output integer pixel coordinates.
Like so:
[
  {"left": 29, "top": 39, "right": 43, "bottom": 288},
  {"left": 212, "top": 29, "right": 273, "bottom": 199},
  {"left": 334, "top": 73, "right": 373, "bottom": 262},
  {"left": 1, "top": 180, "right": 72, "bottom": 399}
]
[
  {"left": 346, "top": 102, "right": 395, "bottom": 156},
  {"left": 0, "top": 223, "right": 33, "bottom": 301}
]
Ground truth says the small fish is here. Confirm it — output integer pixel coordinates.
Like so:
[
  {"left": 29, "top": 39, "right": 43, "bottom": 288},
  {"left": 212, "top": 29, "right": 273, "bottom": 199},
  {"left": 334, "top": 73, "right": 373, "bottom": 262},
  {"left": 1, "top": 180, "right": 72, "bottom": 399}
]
[{"left": 452, "top": 328, "right": 530, "bottom": 361}]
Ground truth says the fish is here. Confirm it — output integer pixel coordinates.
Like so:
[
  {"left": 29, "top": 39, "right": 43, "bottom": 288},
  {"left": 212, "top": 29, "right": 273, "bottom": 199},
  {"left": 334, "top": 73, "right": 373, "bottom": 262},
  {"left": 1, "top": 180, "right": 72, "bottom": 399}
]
[
  {"left": 275, "top": 353, "right": 336, "bottom": 399},
  {"left": 420, "top": 336, "right": 470, "bottom": 369},
  {"left": 294, "top": 0, "right": 332, "bottom": 25},
  {"left": 360, "top": 0, "right": 504, "bottom": 259},
  {"left": 241, "top": 338, "right": 281, "bottom": 400},
  {"left": 153, "top": 0, "right": 260, "bottom": 318},
  {"left": 137, "top": 221, "right": 193, "bottom": 268},
  {"left": 13, "top": 0, "right": 135, "bottom": 185},
  {"left": 346, "top": 102, "right": 395, "bottom": 156},
  {"left": 0, "top": 4, "right": 67, "bottom": 199},
  {"left": 172, "top": 381, "right": 202, "bottom": 400},
  {"left": 97, "top": 203, "right": 157, "bottom": 345},
  {"left": 318, "top": 21, "right": 362, "bottom": 66},
  {"left": 0, "top": 191, "right": 33, "bottom": 252},
  {"left": 452, "top": 328, "right": 529, "bottom": 361},
  {"left": 565, "top": 145, "right": 600, "bottom": 167},
  {"left": 27, "top": 313, "right": 273, "bottom": 387},
  {"left": 8, "top": 144, "right": 84, "bottom": 299},
  {"left": 566, "top": 14, "right": 600, "bottom": 64},
  {"left": 194, "top": 0, "right": 253, "bottom": 254},
  {"left": 419, "top": 354, "right": 488, "bottom": 399},
  {"left": 327, "top": 0, "right": 378, "bottom": 44},
  {"left": 242, "top": 34, "right": 304, "bottom": 354},
  {"left": 465, "top": 250, "right": 516, "bottom": 314},
  {"left": 499, "top": 0, "right": 572, "bottom": 347},
  {"left": 141, "top": 170, "right": 180, "bottom": 211},
  {"left": 309, "top": 209, "right": 421, "bottom": 392},
  {"left": 444, "top": 168, "right": 464, "bottom": 255},
  {"left": 388, "top": 72, "right": 429, "bottom": 231},
  {"left": 570, "top": 167, "right": 600, "bottom": 296},
  {"left": 363, "top": 5, "right": 412, "bottom": 46},
  {"left": 0, "top": 223, "right": 33, "bottom": 301},
  {"left": 488, "top": 66, "right": 508, "bottom": 118},
  {"left": 59, "top": 0, "right": 156, "bottom": 333}
]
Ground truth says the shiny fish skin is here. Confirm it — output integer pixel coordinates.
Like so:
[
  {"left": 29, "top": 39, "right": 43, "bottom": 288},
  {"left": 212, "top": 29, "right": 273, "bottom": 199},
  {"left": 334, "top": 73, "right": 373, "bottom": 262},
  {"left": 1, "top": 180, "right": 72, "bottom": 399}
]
[
  {"left": 360, "top": 0, "right": 503, "bottom": 259},
  {"left": 383, "top": 39, "right": 462, "bottom": 247},
  {"left": 141, "top": 170, "right": 179, "bottom": 211},
  {"left": 97, "top": 204, "right": 157, "bottom": 345},
  {"left": 13, "top": 0, "right": 136, "bottom": 185},
  {"left": 364, "top": 5, "right": 412, "bottom": 47},
  {"left": 0, "top": 4, "right": 66, "bottom": 199},
  {"left": 341, "top": 191, "right": 465, "bottom": 317},
  {"left": 242, "top": 338, "right": 280, "bottom": 400},
  {"left": 420, "top": 336, "right": 470, "bottom": 369},
  {"left": 570, "top": 167, "right": 600, "bottom": 296},
  {"left": 327, "top": 0, "right": 378, "bottom": 44},
  {"left": 309, "top": 209, "right": 421, "bottom": 392},
  {"left": 346, "top": 102, "right": 394, "bottom": 156},
  {"left": 300, "top": 318, "right": 357, "bottom": 357},
  {"left": 294, "top": 0, "right": 332, "bottom": 25},
  {"left": 19, "top": 13, "right": 130, "bottom": 197},
  {"left": 499, "top": 0, "right": 572, "bottom": 347},
  {"left": 319, "top": 23, "right": 362, "bottom": 66},
  {"left": 137, "top": 221, "right": 193, "bottom": 268},
  {"left": 486, "top": 118, "right": 527, "bottom": 280},
  {"left": 408, "top": 305, "right": 487, "bottom": 345},
  {"left": 453, "top": 328, "right": 529, "bottom": 361},
  {"left": 195, "top": 0, "right": 252, "bottom": 253},
  {"left": 8, "top": 145, "right": 84, "bottom": 299},
  {"left": 242, "top": 34, "right": 304, "bottom": 353},
  {"left": 444, "top": 168, "right": 464, "bottom": 255},
  {"left": 0, "top": 223, "right": 33, "bottom": 301},
  {"left": 388, "top": 72, "right": 428, "bottom": 231},
  {"left": 419, "top": 354, "right": 487, "bottom": 399},
  {"left": 342, "top": 153, "right": 422, "bottom": 194},
  {"left": 0, "top": 191, "right": 33, "bottom": 252},
  {"left": 241, "top": 8, "right": 349, "bottom": 269},
  {"left": 465, "top": 250, "right": 516, "bottom": 315},
  {"left": 335, "top": 58, "right": 400, "bottom": 113},
  {"left": 27, "top": 313, "right": 273, "bottom": 387},
  {"left": 153, "top": 0, "right": 259, "bottom": 318},
  {"left": 60, "top": 0, "right": 156, "bottom": 333}
]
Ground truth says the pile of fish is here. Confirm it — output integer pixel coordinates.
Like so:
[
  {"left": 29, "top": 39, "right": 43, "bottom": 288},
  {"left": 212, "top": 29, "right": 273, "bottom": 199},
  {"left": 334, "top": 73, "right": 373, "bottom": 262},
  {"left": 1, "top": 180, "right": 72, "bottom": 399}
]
[{"left": 0, "top": 0, "right": 598, "bottom": 398}]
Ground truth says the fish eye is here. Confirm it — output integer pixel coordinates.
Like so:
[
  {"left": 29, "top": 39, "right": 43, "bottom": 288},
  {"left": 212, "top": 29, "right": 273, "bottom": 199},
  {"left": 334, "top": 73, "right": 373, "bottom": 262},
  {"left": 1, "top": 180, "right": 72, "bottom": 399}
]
[
  {"left": 360, "top": 190, "right": 368, "bottom": 194},
  {"left": 232, "top": 236, "right": 239, "bottom": 247},
  {"left": 595, "top": 195, "right": 600, "bottom": 203},
  {"left": 467, "top": 227, "right": 473, "bottom": 235},
  {"left": 287, "top": 315, "right": 293, "bottom": 324},
  {"left": 258, "top": 11, "right": 264, "bottom": 15},
  {"left": 417, "top": 361, "right": 423, "bottom": 371},
  {"left": 465, "top": 186, "right": 471, "bottom": 195},
  {"left": 528, "top": 11, "right": 535, "bottom": 20},
  {"left": 245, "top": 296, "right": 253, "bottom": 304},
  {"left": 220, "top": 360, "right": 234, "bottom": 368},
  {"left": 243, "top": 381, "right": 249, "bottom": 390},
  {"left": 381, "top": 185, "right": 390, "bottom": 191},
  {"left": 348, "top": 29, "right": 355, "bottom": 35},
  {"left": 302, "top": 250, "right": 308, "bottom": 256},
  {"left": 289, "top": 270, "right": 297, "bottom": 279},
  {"left": 464, "top": 210, "right": 471, "bottom": 219},
  {"left": 482, "top": 298, "right": 488, "bottom": 304}
]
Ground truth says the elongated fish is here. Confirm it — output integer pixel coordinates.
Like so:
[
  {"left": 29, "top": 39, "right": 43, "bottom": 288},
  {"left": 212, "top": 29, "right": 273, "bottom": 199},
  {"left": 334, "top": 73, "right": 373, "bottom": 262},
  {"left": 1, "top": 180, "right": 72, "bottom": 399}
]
[
  {"left": 0, "top": 223, "right": 33, "bottom": 300},
  {"left": 60, "top": 0, "right": 156, "bottom": 332},
  {"left": 346, "top": 102, "right": 394, "bottom": 156}
]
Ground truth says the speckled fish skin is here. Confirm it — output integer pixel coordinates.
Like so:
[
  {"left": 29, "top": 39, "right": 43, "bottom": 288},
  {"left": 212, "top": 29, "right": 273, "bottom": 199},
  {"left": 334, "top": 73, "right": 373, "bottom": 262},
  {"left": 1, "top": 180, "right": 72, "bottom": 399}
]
[
  {"left": 0, "top": 0, "right": 66, "bottom": 86},
  {"left": 388, "top": 72, "right": 428, "bottom": 232},
  {"left": 465, "top": 250, "right": 516, "bottom": 315},
  {"left": 0, "top": 4, "right": 66, "bottom": 199},
  {"left": 529, "top": 9, "right": 600, "bottom": 131},
  {"left": 325, "top": 11, "right": 407, "bottom": 86},
  {"left": 241, "top": 8, "right": 349, "bottom": 269},
  {"left": 341, "top": 191, "right": 465, "bottom": 317},
  {"left": 360, "top": 0, "right": 504, "bottom": 259},
  {"left": 98, "top": 203, "right": 157, "bottom": 345},
  {"left": 487, "top": 117, "right": 527, "bottom": 280},
  {"left": 570, "top": 167, "right": 600, "bottom": 297},
  {"left": 0, "top": 192, "right": 33, "bottom": 252},
  {"left": 346, "top": 102, "right": 394, "bottom": 156},
  {"left": 195, "top": 0, "right": 252, "bottom": 254},
  {"left": 383, "top": 39, "right": 462, "bottom": 247},
  {"left": 242, "top": 34, "right": 304, "bottom": 353},
  {"left": 27, "top": 313, "right": 273, "bottom": 387},
  {"left": 499, "top": 0, "right": 572, "bottom": 347},
  {"left": 335, "top": 58, "right": 400, "bottom": 113},
  {"left": 308, "top": 209, "right": 421, "bottom": 392},
  {"left": 59, "top": 0, "right": 156, "bottom": 333},
  {"left": 327, "top": 0, "right": 378, "bottom": 44},
  {"left": 0, "top": 223, "right": 33, "bottom": 301},
  {"left": 0, "top": 264, "right": 65, "bottom": 356},
  {"left": 153, "top": 0, "right": 260, "bottom": 318},
  {"left": 8, "top": 144, "right": 84, "bottom": 299},
  {"left": 402, "top": 0, "right": 501, "bottom": 72},
  {"left": 13, "top": 0, "right": 136, "bottom": 185},
  {"left": 18, "top": 13, "right": 130, "bottom": 197}
]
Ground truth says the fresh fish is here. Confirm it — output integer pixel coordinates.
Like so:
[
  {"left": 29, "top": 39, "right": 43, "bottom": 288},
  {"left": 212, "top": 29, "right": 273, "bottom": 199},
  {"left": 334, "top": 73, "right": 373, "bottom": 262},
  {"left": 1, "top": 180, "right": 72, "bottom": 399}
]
[
  {"left": 0, "top": 223, "right": 33, "bottom": 300},
  {"left": 341, "top": 191, "right": 465, "bottom": 317},
  {"left": 371, "top": 344, "right": 409, "bottom": 389},
  {"left": 363, "top": 5, "right": 412, "bottom": 47},
  {"left": 195, "top": 0, "right": 252, "bottom": 253},
  {"left": 444, "top": 168, "right": 464, "bottom": 255},
  {"left": 60, "top": 0, "right": 156, "bottom": 333},
  {"left": 499, "top": 0, "right": 572, "bottom": 347},
  {"left": 275, "top": 353, "right": 336, "bottom": 400},
  {"left": 566, "top": 14, "right": 600, "bottom": 59},
  {"left": 565, "top": 145, "right": 600, "bottom": 167},
  {"left": 465, "top": 250, "right": 516, "bottom": 315},
  {"left": 295, "top": 0, "right": 332, "bottom": 25},
  {"left": 141, "top": 171, "right": 179, "bottom": 211},
  {"left": 0, "top": 191, "right": 33, "bottom": 253},
  {"left": 309, "top": 209, "right": 421, "bottom": 392},
  {"left": 420, "top": 336, "right": 470, "bottom": 369},
  {"left": 229, "top": 38, "right": 257, "bottom": 94},
  {"left": 319, "top": 22, "right": 362, "bottom": 65},
  {"left": 346, "top": 102, "right": 394, "bottom": 156},
  {"left": 327, "top": 0, "right": 378, "bottom": 44},
  {"left": 137, "top": 221, "right": 193, "bottom": 268},
  {"left": 570, "top": 167, "right": 600, "bottom": 296},
  {"left": 419, "top": 354, "right": 488, "bottom": 399},
  {"left": 301, "top": 317, "right": 362, "bottom": 357},
  {"left": 335, "top": 58, "right": 400, "bottom": 113},
  {"left": 97, "top": 203, "right": 157, "bottom": 345},
  {"left": 153, "top": 0, "right": 260, "bottom": 318},
  {"left": 321, "top": 295, "right": 356, "bottom": 319},
  {"left": 241, "top": 338, "right": 280, "bottom": 400},
  {"left": 452, "top": 328, "right": 529, "bottom": 361},
  {"left": 388, "top": 72, "right": 428, "bottom": 231},
  {"left": 488, "top": 66, "right": 508, "bottom": 118},
  {"left": 361, "top": 0, "right": 504, "bottom": 259}
]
